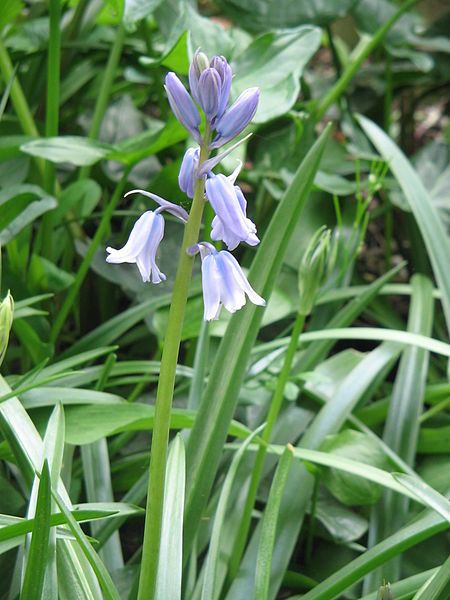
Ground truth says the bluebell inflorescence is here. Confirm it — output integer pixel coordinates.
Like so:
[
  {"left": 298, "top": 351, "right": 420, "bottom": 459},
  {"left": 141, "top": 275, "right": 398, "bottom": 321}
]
[{"left": 106, "top": 50, "right": 265, "bottom": 321}]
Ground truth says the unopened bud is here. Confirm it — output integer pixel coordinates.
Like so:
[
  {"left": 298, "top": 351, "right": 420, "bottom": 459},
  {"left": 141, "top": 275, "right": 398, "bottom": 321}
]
[
  {"left": 0, "top": 291, "right": 14, "bottom": 367},
  {"left": 189, "top": 49, "right": 210, "bottom": 104},
  {"left": 210, "top": 87, "right": 259, "bottom": 149},
  {"left": 164, "top": 73, "right": 202, "bottom": 144},
  {"left": 178, "top": 147, "right": 200, "bottom": 198},
  {"left": 298, "top": 227, "right": 332, "bottom": 315},
  {"left": 198, "top": 68, "right": 222, "bottom": 122},
  {"left": 377, "top": 582, "right": 392, "bottom": 600}
]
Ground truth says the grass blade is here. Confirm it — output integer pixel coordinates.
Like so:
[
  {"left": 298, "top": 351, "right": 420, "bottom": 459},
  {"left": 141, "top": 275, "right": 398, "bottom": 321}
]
[
  {"left": 155, "top": 434, "right": 185, "bottom": 600},
  {"left": 21, "top": 460, "right": 52, "bottom": 599},
  {"left": 255, "top": 445, "right": 294, "bottom": 600},
  {"left": 412, "top": 554, "right": 450, "bottom": 600}
]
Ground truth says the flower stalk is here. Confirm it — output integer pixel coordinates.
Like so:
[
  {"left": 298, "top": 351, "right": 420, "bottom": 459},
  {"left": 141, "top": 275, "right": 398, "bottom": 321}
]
[{"left": 137, "top": 127, "right": 212, "bottom": 600}]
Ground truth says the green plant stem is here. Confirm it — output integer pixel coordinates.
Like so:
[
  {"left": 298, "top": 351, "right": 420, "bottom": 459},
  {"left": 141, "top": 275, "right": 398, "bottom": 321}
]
[
  {"left": 0, "top": 38, "right": 45, "bottom": 178},
  {"left": 49, "top": 166, "right": 131, "bottom": 344},
  {"left": 228, "top": 311, "right": 306, "bottom": 583},
  {"left": 316, "top": 0, "right": 419, "bottom": 120},
  {"left": 137, "top": 129, "right": 211, "bottom": 600},
  {"left": 79, "top": 24, "right": 126, "bottom": 180}
]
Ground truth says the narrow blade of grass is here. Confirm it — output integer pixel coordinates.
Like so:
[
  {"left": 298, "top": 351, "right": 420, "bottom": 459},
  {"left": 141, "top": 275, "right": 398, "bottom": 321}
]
[
  {"left": 21, "top": 460, "right": 52, "bottom": 599},
  {"left": 255, "top": 445, "right": 294, "bottom": 600}
]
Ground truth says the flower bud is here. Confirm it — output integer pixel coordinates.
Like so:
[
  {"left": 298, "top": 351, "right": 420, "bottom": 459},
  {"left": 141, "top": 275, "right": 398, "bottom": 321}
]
[
  {"left": 211, "top": 87, "right": 259, "bottom": 149},
  {"left": 377, "top": 583, "right": 392, "bottom": 600},
  {"left": 210, "top": 55, "right": 232, "bottom": 119},
  {"left": 189, "top": 49, "right": 210, "bottom": 104},
  {"left": 298, "top": 227, "right": 332, "bottom": 315},
  {"left": 164, "top": 73, "right": 201, "bottom": 143},
  {"left": 198, "top": 68, "right": 222, "bottom": 122},
  {"left": 0, "top": 291, "right": 14, "bottom": 367},
  {"left": 179, "top": 147, "right": 200, "bottom": 199}
]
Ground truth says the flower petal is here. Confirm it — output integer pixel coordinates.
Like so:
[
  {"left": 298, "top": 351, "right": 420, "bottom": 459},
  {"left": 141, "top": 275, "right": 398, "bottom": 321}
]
[{"left": 106, "top": 211, "right": 155, "bottom": 263}]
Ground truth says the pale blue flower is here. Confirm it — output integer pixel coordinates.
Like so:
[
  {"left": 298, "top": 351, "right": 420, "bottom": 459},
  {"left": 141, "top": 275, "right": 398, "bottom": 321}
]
[
  {"left": 106, "top": 211, "right": 166, "bottom": 284},
  {"left": 205, "top": 174, "right": 259, "bottom": 250},
  {"left": 188, "top": 242, "right": 265, "bottom": 320},
  {"left": 189, "top": 51, "right": 232, "bottom": 124}
]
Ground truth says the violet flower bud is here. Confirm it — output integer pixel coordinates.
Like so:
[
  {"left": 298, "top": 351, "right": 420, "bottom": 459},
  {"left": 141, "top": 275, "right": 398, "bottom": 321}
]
[
  {"left": 210, "top": 87, "right": 259, "bottom": 149},
  {"left": 188, "top": 242, "right": 265, "bottom": 321},
  {"left": 197, "top": 68, "right": 222, "bottom": 123},
  {"left": 205, "top": 174, "right": 259, "bottom": 251},
  {"left": 189, "top": 49, "right": 210, "bottom": 104},
  {"left": 164, "top": 72, "right": 201, "bottom": 144},
  {"left": 210, "top": 55, "right": 232, "bottom": 119},
  {"left": 179, "top": 147, "right": 200, "bottom": 199}
]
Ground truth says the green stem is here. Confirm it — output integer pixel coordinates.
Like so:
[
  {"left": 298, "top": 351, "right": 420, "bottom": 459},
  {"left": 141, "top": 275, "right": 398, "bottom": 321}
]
[
  {"left": 316, "top": 0, "right": 419, "bottom": 120},
  {"left": 78, "top": 24, "right": 126, "bottom": 180},
  {"left": 228, "top": 311, "right": 306, "bottom": 583},
  {"left": 0, "top": 37, "right": 45, "bottom": 178},
  {"left": 137, "top": 128, "right": 211, "bottom": 600},
  {"left": 49, "top": 166, "right": 131, "bottom": 344},
  {"left": 40, "top": 0, "right": 62, "bottom": 257}
]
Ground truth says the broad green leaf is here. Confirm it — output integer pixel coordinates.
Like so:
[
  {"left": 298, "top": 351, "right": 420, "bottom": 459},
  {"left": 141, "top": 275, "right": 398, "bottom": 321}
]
[
  {"left": 20, "top": 387, "right": 124, "bottom": 409},
  {"left": 0, "top": 0, "right": 23, "bottom": 30},
  {"left": 217, "top": 0, "right": 355, "bottom": 32},
  {"left": 185, "top": 126, "right": 332, "bottom": 553},
  {"left": 232, "top": 26, "right": 322, "bottom": 122},
  {"left": 123, "top": 0, "right": 162, "bottom": 30},
  {"left": 64, "top": 403, "right": 251, "bottom": 445},
  {"left": 255, "top": 445, "right": 293, "bottom": 600},
  {"left": 21, "top": 460, "right": 51, "bottom": 599},
  {"left": 20, "top": 137, "right": 112, "bottom": 166},
  {"left": 156, "top": 435, "right": 185, "bottom": 600},
  {"left": 320, "top": 430, "right": 391, "bottom": 506},
  {"left": 358, "top": 115, "right": 450, "bottom": 334}
]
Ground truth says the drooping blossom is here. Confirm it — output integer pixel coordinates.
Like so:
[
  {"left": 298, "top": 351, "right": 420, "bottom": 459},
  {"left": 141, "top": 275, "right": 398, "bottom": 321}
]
[
  {"left": 188, "top": 242, "right": 265, "bottom": 320},
  {"left": 205, "top": 174, "right": 259, "bottom": 250},
  {"left": 179, "top": 148, "right": 200, "bottom": 198}
]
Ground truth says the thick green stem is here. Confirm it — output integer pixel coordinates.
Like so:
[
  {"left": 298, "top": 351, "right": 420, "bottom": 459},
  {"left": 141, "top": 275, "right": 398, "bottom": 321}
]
[
  {"left": 137, "top": 129, "right": 211, "bottom": 600},
  {"left": 316, "top": 0, "right": 419, "bottom": 120},
  {"left": 0, "top": 38, "right": 45, "bottom": 178},
  {"left": 228, "top": 311, "right": 305, "bottom": 583},
  {"left": 78, "top": 25, "right": 126, "bottom": 180},
  {"left": 49, "top": 166, "right": 131, "bottom": 344}
]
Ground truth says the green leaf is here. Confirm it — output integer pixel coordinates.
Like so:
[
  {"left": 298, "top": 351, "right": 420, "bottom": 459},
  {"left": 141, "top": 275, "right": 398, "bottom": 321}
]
[
  {"left": 21, "top": 460, "right": 51, "bottom": 600},
  {"left": 358, "top": 569, "right": 438, "bottom": 600},
  {"left": 393, "top": 473, "right": 450, "bottom": 524},
  {"left": 320, "top": 430, "right": 391, "bottom": 506},
  {"left": 185, "top": 126, "right": 332, "bottom": 553},
  {"left": 0, "top": 184, "right": 57, "bottom": 244},
  {"left": 201, "top": 425, "right": 264, "bottom": 600},
  {"left": 255, "top": 445, "right": 294, "bottom": 600},
  {"left": 232, "top": 26, "right": 322, "bottom": 122},
  {"left": 357, "top": 115, "right": 450, "bottom": 334},
  {"left": 155, "top": 435, "right": 185, "bottom": 600},
  {"left": 123, "top": 0, "right": 162, "bottom": 31},
  {"left": 0, "top": 0, "right": 24, "bottom": 30},
  {"left": 300, "top": 508, "right": 448, "bottom": 600},
  {"left": 64, "top": 403, "right": 250, "bottom": 445},
  {"left": 412, "top": 554, "right": 450, "bottom": 600},
  {"left": 20, "top": 137, "right": 112, "bottom": 166}
]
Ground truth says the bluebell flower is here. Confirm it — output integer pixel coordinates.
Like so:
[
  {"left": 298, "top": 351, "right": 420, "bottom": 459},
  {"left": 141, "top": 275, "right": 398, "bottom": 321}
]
[
  {"left": 188, "top": 242, "right": 265, "bottom": 320},
  {"left": 205, "top": 174, "right": 260, "bottom": 250},
  {"left": 189, "top": 50, "right": 232, "bottom": 124},
  {"left": 210, "top": 87, "right": 259, "bottom": 149},
  {"left": 165, "top": 73, "right": 202, "bottom": 143},
  {"left": 106, "top": 211, "right": 166, "bottom": 284},
  {"left": 106, "top": 191, "right": 188, "bottom": 283},
  {"left": 179, "top": 148, "right": 200, "bottom": 198}
]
